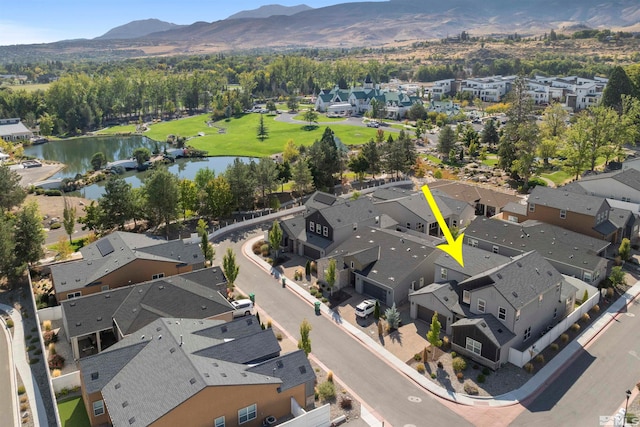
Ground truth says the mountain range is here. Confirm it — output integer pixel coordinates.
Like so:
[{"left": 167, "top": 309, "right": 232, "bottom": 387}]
[{"left": 2, "top": 0, "right": 640, "bottom": 62}]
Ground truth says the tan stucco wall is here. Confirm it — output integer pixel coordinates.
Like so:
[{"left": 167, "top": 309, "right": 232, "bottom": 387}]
[
  {"left": 57, "top": 258, "right": 193, "bottom": 300},
  {"left": 151, "top": 383, "right": 307, "bottom": 427}
]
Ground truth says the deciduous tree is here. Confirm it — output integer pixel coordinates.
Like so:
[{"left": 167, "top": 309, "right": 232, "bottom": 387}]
[
  {"left": 268, "top": 220, "right": 283, "bottom": 262},
  {"left": 298, "top": 319, "right": 312, "bottom": 357},
  {"left": 142, "top": 167, "right": 179, "bottom": 238},
  {"left": 62, "top": 197, "right": 76, "bottom": 244},
  {"left": 426, "top": 312, "right": 443, "bottom": 360},
  {"left": 326, "top": 258, "right": 336, "bottom": 296},
  {"left": 223, "top": 247, "right": 240, "bottom": 290}
]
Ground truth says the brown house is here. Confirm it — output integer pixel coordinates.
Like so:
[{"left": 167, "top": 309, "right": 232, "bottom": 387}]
[
  {"left": 51, "top": 231, "right": 205, "bottom": 301},
  {"left": 501, "top": 186, "right": 617, "bottom": 242},
  {"left": 79, "top": 317, "right": 316, "bottom": 427}
]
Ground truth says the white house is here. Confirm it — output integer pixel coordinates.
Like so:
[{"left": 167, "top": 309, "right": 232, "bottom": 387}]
[{"left": 0, "top": 118, "right": 33, "bottom": 141}]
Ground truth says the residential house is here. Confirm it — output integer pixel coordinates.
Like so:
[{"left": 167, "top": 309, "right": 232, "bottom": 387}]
[
  {"left": 464, "top": 217, "right": 610, "bottom": 285},
  {"left": 428, "top": 180, "right": 522, "bottom": 217},
  {"left": 413, "top": 251, "right": 577, "bottom": 369},
  {"left": 79, "top": 317, "right": 316, "bottom": 427},
  {"left": 409, "top": 246, "right": 510, "bottom": 334},
  {"left": 50, "top": 231, "right": 205, "bottom": 301},
  {"left": 0, "top": 118, "right": 33, "bottom": 141},
  {"left": 459, "top": 76, "right": 514, "bottom": 102},
  {"left": 317, "top": 227, "right": 440, "bottom": 306},
  {"left": 425, "top": 79, "right": 455, "bottom": 101},
  {"left": 280, "top": 192, "right": 383, "bottom": 259},
  {"left": 501, "top": 186, "right": 618, "bottom": 242},
  {"left": 562, "top": 168, "right": 640, "bottom": 204},
  {"left": 371, "top": 187, "right": 475, "bottom": 236},
  {"left": 61, "top": 268, "right": 232, "bottom": 360}
]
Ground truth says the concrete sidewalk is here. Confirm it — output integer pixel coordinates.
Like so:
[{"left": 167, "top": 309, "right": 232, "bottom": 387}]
[
  {"left": 0, "top": 303, "right": 48, "bottom": 427},
  {"left": 243, "top": 235, "right": 640, "bottom": 408},
  {"left": 0, "top": 313, "right": 19, "bottom": 427}
]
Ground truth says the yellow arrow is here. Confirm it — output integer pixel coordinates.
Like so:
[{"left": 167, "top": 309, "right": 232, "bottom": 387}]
[{"left": 421, "top": 184, "right": 465, "bottom": 267}]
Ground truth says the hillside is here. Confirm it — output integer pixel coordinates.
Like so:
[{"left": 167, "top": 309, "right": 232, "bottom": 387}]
[
  {"left": 227, "top": 4, "right": 313, "bottom": 20},
  {"left": 96, "top": 19, "right": 184, "bottom": 40}
]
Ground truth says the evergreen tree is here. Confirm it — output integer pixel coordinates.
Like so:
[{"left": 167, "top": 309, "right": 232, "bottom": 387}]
[
  {"left": 62, "top": 197, "right": 76, "bottom": 244},
  {"left": 268, "top": 220, "right": 283, "bottom": 262},
  {"left": 0, "top": 164, "right": 26, "bottom": 213},
  {"left": 90, "top": 152, "right": 106, "bottom": 171},
  {"left": 223, "top": 248, "right": 240, "bottom": 290},
  {"left": 438, "top": 126, "right": 456, "bottom": 161},
  {"left": 298, "top": 319, "right": 312, "bottom": 357},
  {"left": 619, "top": 238, "right": 631, "bottom": 261},
  {"left": 291, "top": 160, "right": 314, "bottom": 199},
  {"left": 308, "top": 127, "right": 339, "bottom": 191},
  {"left": 142, "top": 167, "right": 179, "bottom": 238},
  {"left": 256, "top": 113, "right": 269, "bottom": 141},
  {"left": 99, "top": 176, "right": 134, "bottom": 230},
  {"left": 385, "top": 303, "right": 401, "bottom": 330},
  {"left": 480, "top": 119, "right": 499, "bottom": 146},
  {"left": 255, "top": 157, "right": 279, "bottom": 207},
  {"left": 361, "top": 139, "right": 381, "bottom": 178},
  {"left": 326, "top": 258, "right": 337, "bottom": 296},
  {"left": 426, "top": 312, "right": 443, "bottom": 360},
  {"left": 602, "top": 66, "right": 635, "bottom": 113},
  {"left": 0, "top": 215, "right": 16, "bottom": 280},
  {"left": 14, "top": 201, "right": 45, "bottom": 268}
]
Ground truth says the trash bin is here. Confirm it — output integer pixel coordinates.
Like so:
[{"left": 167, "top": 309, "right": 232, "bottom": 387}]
[
  {"left": 281, "top": 278, "right": 286, "bottom": 288},
  {"left": 249, "top": 293, "right": 255, "bottom": 303},
  {"left": 314, "top": 301, "right": 321, "bottom": 315}
]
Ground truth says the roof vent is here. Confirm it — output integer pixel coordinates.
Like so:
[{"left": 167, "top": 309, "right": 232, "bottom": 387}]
[
  {"left": 70, "top": 302, "right": 76, "bottom": 307},
  {"left": 204, "top": 373, "right": 210, "bottom": 378},
  {"left": 128, "top": 417, "right": 136, "bottom": 425},
  {"left": 221, "top": 373, "right": 227, "bottom": 377},
  {"left": 158, "top": 335, "right": 162, "bottom": 340},
  {"left": 480, "top": 322, "right": 487, "bottom": 328},
  {"left": 189, "top": 378, "right": 196, "bottom": 385},
  {"left": 547, "top": 271, "right": 553, "bottom": 276},
  {"left": 159, "top": 285, "right": 164, "bottom": 290},
  {"left": 496, "top": 273, "right": 503, "bottom": 279},
  {"left": 276, "top": 361, "right": 283, "bottom": 369},
  {"left": 122, "top": 401, "right": 128, "bottom": 408},
  {"left": 170, "top": 347, "right": 176, "bottom": 354},
  {"left": 97, "top": 317, "right": 102, "bottom": 321},
  {"left": 512, "top": 291, "right": 518, "bottom": 298},
  {"left": 105, "top": 294, "right": 110, "bottom": 299},
  {"left": 221, "top": 326, "right": 227, "bottom": 333},
  {"left": 241, "top": 373, "right": 247, "bottom": 377},
  {"left": 156, "top": 327, "right": 162, "bottom": 332},
  {"left": 516, "top": 262, "right": 522, "bottom": 267},
  {"left": 212, "top": 362, "right": 218, "bottom": 367},
  {"left": 201, "top": 305, "right": 207, "bottom": 310},
  {"left": 61, "top": 281, "right": 66, "bottom": 285},
  {"left": 115, "top": 383, "right": 121, "bottom": 389},
  {"left": 299, "top": 366, "right": 307, "bottom": 374},
  {"left": 498, "top": 328, "right": 503, "bottom": 333},
  {"left": 91, "top": 372, "right": 99, "bottom": 380},
  {"left": 140, "top": 335, "right": 145, "bottom": 340},
  {"left": 75, "top": 322, "right": 81, "bottom": 327}
]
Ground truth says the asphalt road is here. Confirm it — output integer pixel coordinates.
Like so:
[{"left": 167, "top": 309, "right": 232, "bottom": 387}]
[
  {"left": 0, "top": 322, "right": 16, "bottom": 427},
  {"left": 215, "top": 228, "right": 472, "bottom": 427},
  {"left": 513, "top": 299, "right": 640, "bottom": 426}
]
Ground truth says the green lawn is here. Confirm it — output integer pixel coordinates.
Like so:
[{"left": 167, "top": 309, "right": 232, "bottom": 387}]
[
  {"left": 57, "top": 397, "right": 90, "bottom": 427},
  {"left": 1, "top": 83, "right": 50, "bottom": 92},
  {"left": 105, "top": 113, "right": 378, "bottom": 157},
  {"left": 481, "top": 156, "right": 499, "bottom": 167},
  {"left": 539, "top": 169, "right": 573, "bottom": 186},
  {"left": 293, "top": 114, "right": 347, "bottom": 123},
  {"left": 97, "top": 125, "right": 137, "bottom": 135},
  {"left": 422, "top": 154, "right": 443, "bottom": 165}
]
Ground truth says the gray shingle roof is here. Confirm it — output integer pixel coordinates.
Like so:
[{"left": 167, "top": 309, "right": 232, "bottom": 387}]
[
  {"left": 578, "top": 168, "right": 640, "bottom": 191},
  {"left": 435, "top": 245, "right": 510, "bottom": 278},
  {"left": 451, "top": 314, "right": 516, "bottom": 347},
  {"left": 411, "top": 282, "right": 465, "bottom": 316},
  {"left": 80, "top": 317, "right": 313, "bottom": 427},
  {"left": 374, "top": 190, "right": 472, "bottom": 223},
  {"left": 51, "top": 231, "right": 204, "bottom": 293},
  {"left": 502, "top": 202, "right": 527, "bottom": 216},
  {"left": 465, "top": 217, "right": 610, "bottom": 273},
  {"left": 429, "top": 180, "right": 521, "bottom": 210},
  {"left": 62, "top": 268, "right": 231, "bottom": 339},
  {"left": 527, "top": 186, "right": 609, "bottom": 216},
  {"left": 247, "top": 350, "right": 315, "bottom": 392},
  {"left": 318, "top": 197, "right": 379, "bottom": 229},
  {"left": 460, "top": 251, "right": 564, "bottom": 310}
]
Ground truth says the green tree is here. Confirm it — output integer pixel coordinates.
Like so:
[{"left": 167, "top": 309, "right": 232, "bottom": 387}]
[
  {"left": 619, "top": 238, "right": 631, "bottom": 262},
  {"left": 438, "top": 126, "right": 456, "bottom": 161},
  {"left": 291, "top": 160, "right": 314, "bottom": 199},
  {"left": 480, "top": 119, "right": 499, "bottom": 146},
  {"left": 90, "top": 152, "right": 106, "bottom": 171},
  {"left": 225, "top": 159, "right": 256, "bottom": 210},
  {"left": 132, "top": 147, "right": 151, "bottom": 168},
  {"left": 385, "top": 303, "right": 401, "bottom": 330},
  {"left": 142, "top": 167, "right": 179, "bottom": 239},
  {"left": 200, "top": 228, "right": 215, "bottom": 266},
  {"left": 62, "top": 197, "right": 76, "bottom": 244},
  {"left": 223, "top": 247, "right": 240, "bottom": 291},
  {"left": 99, "top": 176, "right": 134, "bottom": 230},
  {"left": 609, "top": 265, "right": 626, "bottom": 288},
  {"left": 14, "top": 202, "right": 45, "bottom": 268},
  {"left": 38, "top": 113, "right": 54, "bottom": 136},
  {"left": 361, "top": 139, "right": 381, "bottom": 179},
  {"left": 0, "top": 215, "right": 16, "bottom": 280},
  {"left": 602, "top": 66, "right": 635, "bottom": 113},
  {"left": 562, "top": 113, "right": 591, "bottom": 179},
  {"left": 540, "top": 103, "right": 568, "bottom": 140},
  {"left": 256, "top": 113, "right": 269, "bottom": 141},
  {"left": 302, "top": 108, "right": 318, "bottom": 127},
  {"left": 308, "top": 127, "right": 339, "bottom": 190},
  {"left": 266, "top": 100, "right": 277, "bottom": 114},
  {"left": 178, "top": 178, "right": 198, "bottom": 220},
  {"left": 583, "top": 106, "right": 619, "bottom": 171},
  {"left": 325, "top": 258, "right": 337, "bottom": 296},
  {"left": 201, "top": 176, "right": 233, "bottom": 219},
  {"left": 297, "top": 319, "right": 312, "bottom": 357},
  {"left": 287, "top": 95, "right": 299, "bottom": 112},
  {"left": 0, "top": 165, "right": 26, "bottom": 213},
  {"left": 408, "top": 102, "right": 427, "bottom": 121},
  {"left": 373, "top": 300, "right": 380, "bottom": 320},
  {"left": 283, "top": 139, "right": 299, "bottom": 163},
  {"left": 348, "top": 153, "right": 369, "bottom": 183},
  {"left": 268, "top": 220, "right": 283, "bottom": 262},
  {"left": 78, "top": 200, "right": 104, "bottom": 234},
  {"left": 426, "top": 312, "right": 443, "bottom": 361},
  {"left": 255, "top": 157, "right": 279, "bottom": 207}
]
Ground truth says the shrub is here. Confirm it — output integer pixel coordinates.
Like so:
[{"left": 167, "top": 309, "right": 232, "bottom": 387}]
[
  {"left": 414, "top": 353, "right": 422, "bottom": 362},
  {"left": 571, "top": 323, "right": 581, "bottom": 332},
  {"left": 437, "top": 361, "right": 444, "bottom": 369},
  {"left": 44, "top": 189, "right": 62, "bottom": 196},
  {"left": 550, "top": 343, "right": 559, "bottom": 351},
  {"left": 606, "top": 287, "right": 615, "bottom": 298},
  {"left": 482, "top": 367, "right": 490, "bottom": 375},
  {"left": 48, "top": 354, "right": 65, "bottom": 369},
  {"left": 322, "top": 297, "right": 328, "bottom": 303},
  {"left": 50, "top": 222, "right": 62, "bottom": 230},
  {"left": 260, "top": 244, "right": 270, "bottom": 257},
  {"left": 26, "top": 346, "right": 35, "bottom": 352},
  {"left": 25, "top": 334, "right": 32, "bottom": 340},
  {"left": 416, "top": 363, "right": 426, "bottom": 374},
  {"left": 377, "top": 321, "right": 383, "bottom": 336},
  {"left": 327, "top": 371, "right": 334, "bottom": 383},
  {"left": 452, "top": 357, "right": 467, "bottom": 372},
  {"left": 317, "top": 380, "right": 336, "bottom": 402},
  {"left": 30, "top": 337, "right": 38, "bottom": 343},
  {"left": 267, "top": 320, "right": 272, "bottom": 329},
  {"left": 17, "top": 386, "right": 26, "bottom": 395},
  {"left": 561, "top": 333, "right": 569, "bottom": 343},
  {"left": 339, "top": 396, "right": 352, "bottom": 410},
  {"left": 19, "top": 396, "right": 26, "bottom": 404},
  {"left": 477, "top": 374, "right": 486, "bottom": 383},
  {"left": 535, "top": 354, "right": 545, "bottom": 364},
  {"left": 431, "top": 372, "right": 437, "bottom": 379},
  {"left": 34, "top": 349, "right": 41, "bottom": 355},
  {"left": 276, "top": 333, "right": 283, "bottom": 341},
  {"left": 252, "top": 240, "right": 263, "bottom": 255},
  {"left": 524, "top": 363, "right": 534, "bottom": 373},
  {"left": 464, "top": 383, "right": 479, "bottom": 395},
  {"left": 442, "top": 336, "right": 450, "bottom": 349},
  {"left": 456, "top": 372, "right": 464, "bottom": 381},
  {"left": 48, "top": 343, "right": 56, "bottom": 355},
  {"left": 52, "top": 369, "right": 61, "bottom": 378},
  {"left": 42, "top": 320, "right": 51, "bottom": 331},
  {"left": 6, "top": 319, "right": 13, "bottom": 328},
  {"left": 43, "top": 330, "right": 57, "bottom": 345},
  {"left": 581, "top": 312, "right": 590, "bottom": 322},
  {"left": 450, "top": 351, "right": 457, "bottom": 358},
  {"left": 20, "top": 403, "right": 27, "bottom": 411},
  {"left": 310, "top": 261, "right": 317, "bottom": 274},
  {"left": 591, "top": 304, "right": 600, "bottom": 313}
]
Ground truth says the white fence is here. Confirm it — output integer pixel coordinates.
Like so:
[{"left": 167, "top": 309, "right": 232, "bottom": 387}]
[
  {"left": 51, "top": 371, "right": 81, "bottom": 393},
  {"left": 280, "top": 399, "right": 330, "bottom": 427},
  {"left": 37, "top": 305, "right": 62, "bottom": 322},
  {"left": 509, "top": 292, "right": 600, "bottom": 367}
]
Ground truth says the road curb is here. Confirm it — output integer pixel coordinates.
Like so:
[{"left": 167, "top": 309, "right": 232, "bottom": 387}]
[{"left": 0, "top": 310, "right": 20, "bottom": 427}]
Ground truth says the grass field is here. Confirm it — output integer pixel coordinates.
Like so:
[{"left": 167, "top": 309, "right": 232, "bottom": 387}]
[
  {"left": 292, "top": 114, "right": 347, "bottom": 123},
  {"left": 539, "top": 169, "right": 573, "bottom": 186},
  {"left": 1, "top": 83, "right": 50, "bottom": 92},
  {"left": 57, "top": 397, "right": 90, "bottom": 427},
  {"left": 104, "top": 113, "right": 378, "bottom": 157},
  {"left": 97, "top": 125, "right": 137, "bottom": 135},
  {"left": 481, "top": 156, "right": 499, "bottom": 167}
]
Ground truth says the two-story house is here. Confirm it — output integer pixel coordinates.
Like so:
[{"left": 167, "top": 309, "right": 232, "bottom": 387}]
[
  {"left": 50, "top": 231, "right": 205, "bottom": 301},
  {"left": 501, "top": 186, "right": 618, "bottom": 242},
  {"left": 428, "top": 179, "right": 522, "bottom": 217},
  {"left": 79, "top": 317, "right": 316, "bottom": 427},
  {"left": 464, "top": 217, "right": 610, "bottom": 285},
  {"left": 563, "top": 169, "right": 640, "bottom": 204},
  {"left": 280, "top": 192, "right": 384, "bottom": 260}
]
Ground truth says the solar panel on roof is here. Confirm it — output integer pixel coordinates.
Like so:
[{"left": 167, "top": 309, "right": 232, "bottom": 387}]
[{"left": 96, "top": 239, "right": 114, "bottom": 257}]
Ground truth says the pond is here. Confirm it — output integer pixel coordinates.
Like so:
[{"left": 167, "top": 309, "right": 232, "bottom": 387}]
[{"left": 23, "top": 135, "right": 249, "bottom": 199}]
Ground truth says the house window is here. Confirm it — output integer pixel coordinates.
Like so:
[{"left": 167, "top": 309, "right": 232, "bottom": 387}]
[
  {"left": 420, "top": 277, "right": 424, "bottom": 286},
  {"left": 316, "top": 223, "right": 322, "bottom": 234},
  {"left": 429, "top": 222, "right": 438, "bottom": 233},
  {"left": 560, "top": 209, "right": 566, "bottom": 219},
  {"left": 238, "top": 404, "right": 257, "bottom": 424},
  {"left": 583, "top": 271, "right": 592, "bottom": 283},
  {"left": 417, "top": 222, "right": 424, "bottom": 232},
  {"left": 553, "top": 308, "right": 558, "bottom": 319},
  {"left": 152, "top": 273, "right": 165, "bottom": 280},
  {"left": 622, "top": 197, "right": 631, "bottom": 202},
  {"left": 323, "top": 226, "right": 328, "bottom": 237},
  {"left": 93, "top": 400, "right": 105, "bottom": 416},
  {"left": 350, "top": 261, "right": 354, "bottom": 269},
  {"left": 309, "top": 221, "right": 315, "bottom": 231},
  {"left": 528, "top": 203, "right": 535, "bottom": 212},
  {"left": 440, "top": 268, "right": 447, "bottom": 280},
  {"left": 101, "top": 285, "right": 109, "bottom": 292},
  {"left": 406, "top": 222, "right": 411, "bottom": 229},
  {"left": 214, "top": 416, "right": 225, "bottom": 427},
  {"left": 492, "top": 245, "right": 499, "bottom": 254},
  {"left": 353, "top": 223, "right": 358, "bottom": 231},
  {"left": 462, "top": 290, "right": 470, "bottom": 304},
  {"left": 508, "top": 215, "right": 518, "bottom": 223},
  {"left": 477, "top": 299, "right": 486, "bottom": 313},
  {"left": 465, "top": 337, "right": 482, "bottom": 355},
  {"left": 67, "top": 292, "right": 82, "bottom": 299},
  {"left": 498, "top": 306, "right": 506, "bottom": 320},
  {"left": 468, "top": 238, "right": 478, "bottom": 247},
  {"left": 523, "top": 326, "right": 531, "bottom": 341},
  {"left": 516, "top": 310, "right": 520, "bottom": 321}
]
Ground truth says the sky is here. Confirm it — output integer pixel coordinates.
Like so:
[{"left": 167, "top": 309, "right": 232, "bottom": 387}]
[{"left": 0, "top": 0, "right": 380, "bottom": 46}]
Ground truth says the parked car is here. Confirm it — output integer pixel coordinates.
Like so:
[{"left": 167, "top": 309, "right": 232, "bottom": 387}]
[
  {"left": 231, "top": 299, "right": 254, "bottom": 318},
  {"left": 366, "top": 121, "right": 379, "bottom": 128},
  {"left": 355, "top": 299, "right": 376, "bottom": 318}
]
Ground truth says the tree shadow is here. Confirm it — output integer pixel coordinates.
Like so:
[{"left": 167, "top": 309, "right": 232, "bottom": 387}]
[
  {"left": 301, "top": 125, "right": 319, "bottom": 131},
  {"left": 388, "top": 329, "right": 403, "bottom": 344}
]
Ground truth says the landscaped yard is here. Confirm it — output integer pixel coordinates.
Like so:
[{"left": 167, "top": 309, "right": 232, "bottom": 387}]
[
  {"left": 57, "top": 396, "right": 90, "bottom": 427},
  {"left": 539, "top": 169, "right": 573, "bottom": 186},
  {"left": 101, "top": 113, "right": 378, "bottom": 157}
]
